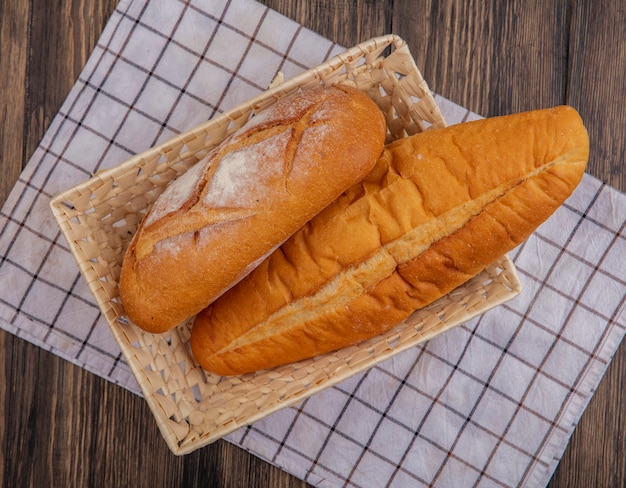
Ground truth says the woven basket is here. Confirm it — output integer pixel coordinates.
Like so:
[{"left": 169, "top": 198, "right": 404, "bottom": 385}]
[{"left": 50, "top": 35, "right": 521, "bottom": 455}]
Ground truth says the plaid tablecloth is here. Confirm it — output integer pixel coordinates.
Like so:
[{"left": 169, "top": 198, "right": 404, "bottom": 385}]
[{"left": 0, "top": 1, "right": 624, "bottom": 486}]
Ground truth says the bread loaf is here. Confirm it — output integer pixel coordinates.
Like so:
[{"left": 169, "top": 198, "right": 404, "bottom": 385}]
[
  {"left": 119, "top": 85, "right": 386, "bottom": 333},
  {"left": 190, "top": 106, "right": 589, "bottom": 375}
]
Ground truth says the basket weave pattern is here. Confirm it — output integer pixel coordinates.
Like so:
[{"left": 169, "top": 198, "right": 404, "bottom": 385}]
[{"left": 50, "top": 35, "right": 521, "bottom": 455}]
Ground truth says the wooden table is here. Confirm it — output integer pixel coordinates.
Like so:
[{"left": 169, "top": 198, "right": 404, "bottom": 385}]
[{"left": 1, "top": 1, "right": 624, "bottom": 486}]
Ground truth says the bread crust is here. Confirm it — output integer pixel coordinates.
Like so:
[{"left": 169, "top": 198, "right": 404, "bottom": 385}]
[
  {"left": 191, "top": 106, "right": 589, "bottom": 375},
  {"left": 119, "top": 85, "right": 386, "bottom": 333}
]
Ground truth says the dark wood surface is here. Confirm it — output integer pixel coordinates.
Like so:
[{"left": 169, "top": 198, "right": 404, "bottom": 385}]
[{"left": 1, "top": 1, "right": 624, "bottom": 486}]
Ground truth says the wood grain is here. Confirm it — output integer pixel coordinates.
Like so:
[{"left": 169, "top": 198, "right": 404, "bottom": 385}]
[
  {"left": 0, "top": 0, "right": 30, "bottom": 205},
  {"left": 1, "top": 1, "right": 624, "bottom": 487},
  {"left": 393, "top": 0, "right": 569, "bottom": 114},
  {"left": 566, "top": 0, "right": 626, "bottom": 190}
]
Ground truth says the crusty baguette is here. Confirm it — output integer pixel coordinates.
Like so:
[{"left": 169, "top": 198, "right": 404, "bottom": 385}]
[
  {"left": 119, "top": 85, "right": 386, "bottom": 333},
  {"left": 190, "top": 105, "right": 589, "bottom": 375}
]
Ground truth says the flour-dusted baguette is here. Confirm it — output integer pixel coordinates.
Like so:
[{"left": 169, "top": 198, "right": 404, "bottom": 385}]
[
  {"left": 190, "top": 106, "right": 589, "bottom": 375},
  {"left": 119, "top": 85, "right": 386, "bottom": 333}
]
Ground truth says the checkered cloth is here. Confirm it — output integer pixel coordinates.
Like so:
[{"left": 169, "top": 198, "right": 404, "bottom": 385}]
[{"left": 0, "top": 1, "right": 624, "bottom": 486}]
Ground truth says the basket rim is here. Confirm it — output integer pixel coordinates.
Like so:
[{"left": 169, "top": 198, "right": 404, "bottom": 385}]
[{"left": 48, "top": 34, "right": 520, "bottom": 456}]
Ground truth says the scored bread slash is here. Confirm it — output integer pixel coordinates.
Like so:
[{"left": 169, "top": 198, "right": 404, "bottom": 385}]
[
  {"left": 118, "top": 84, "right": 387, "bottom": 334},
  {"left": 191, "top": 105, "right": 589, "bottom": 376}
]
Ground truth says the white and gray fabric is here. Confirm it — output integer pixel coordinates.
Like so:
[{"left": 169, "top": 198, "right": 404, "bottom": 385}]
[{"left": 0, "top": 1, "right": 624, "bottom": 486}]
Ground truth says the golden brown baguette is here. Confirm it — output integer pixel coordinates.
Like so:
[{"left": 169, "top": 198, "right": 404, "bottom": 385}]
[
  {"left": 190, "top": 106, "right": 589, "bottom": 375},
  {"left": 119, "top": 85, "right": 386, "bottom": 333}
]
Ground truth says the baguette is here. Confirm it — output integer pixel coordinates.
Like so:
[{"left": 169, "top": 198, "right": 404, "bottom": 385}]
[
  {"left": 119, "top": 85, "right": 386, "bottom": 333},
  {"left": 190, "top": 106, "right": 589, "bottom": 375}
]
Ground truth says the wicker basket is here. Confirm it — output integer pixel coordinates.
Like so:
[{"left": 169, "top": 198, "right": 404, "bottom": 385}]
[{"left": 50, "top": 35, "right": 521, "bottom": 455}]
